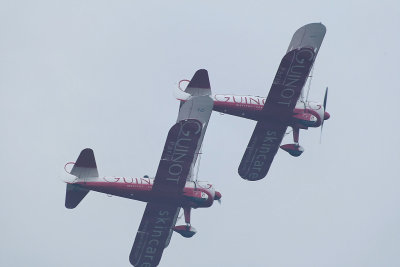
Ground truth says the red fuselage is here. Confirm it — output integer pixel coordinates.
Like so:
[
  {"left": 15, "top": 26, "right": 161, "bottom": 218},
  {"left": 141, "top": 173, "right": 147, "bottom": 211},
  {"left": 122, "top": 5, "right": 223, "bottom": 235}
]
[
  {"left": 210, "top": 94, "right": 329, "bottom": 128},
  {"left": 70, "top": 176, "right": 220, "bottom": 209}
]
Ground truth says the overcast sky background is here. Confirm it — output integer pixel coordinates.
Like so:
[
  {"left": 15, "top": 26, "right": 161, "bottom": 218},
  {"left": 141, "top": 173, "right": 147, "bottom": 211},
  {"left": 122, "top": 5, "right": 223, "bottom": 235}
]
[{"left": 1, "top": 1, "right": 400, "bottom": 266}]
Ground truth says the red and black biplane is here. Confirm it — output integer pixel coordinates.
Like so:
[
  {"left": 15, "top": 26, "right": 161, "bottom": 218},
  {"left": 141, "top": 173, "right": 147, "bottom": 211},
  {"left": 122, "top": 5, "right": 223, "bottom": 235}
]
[
  {"left": 177, "top": 23, "right": 329, "bottom": 181},
  {"left": 65, "top": 70, "right": 220, "bottom": 267},
  {"left": 65, "top": 22, "right": 329, "bottom": 267}
]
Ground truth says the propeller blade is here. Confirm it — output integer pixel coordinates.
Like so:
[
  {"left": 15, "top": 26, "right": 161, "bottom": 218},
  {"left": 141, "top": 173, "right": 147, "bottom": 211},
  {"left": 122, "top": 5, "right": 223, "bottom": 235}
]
[
  {"left": 319, "top": 123, "right": 324, "bottom": 144},
  {"left": 320, "top": 87, "right": 328, "bottom": 143},
  {"left": 323, "top": 87, "right": 328, "bottom": 110}
]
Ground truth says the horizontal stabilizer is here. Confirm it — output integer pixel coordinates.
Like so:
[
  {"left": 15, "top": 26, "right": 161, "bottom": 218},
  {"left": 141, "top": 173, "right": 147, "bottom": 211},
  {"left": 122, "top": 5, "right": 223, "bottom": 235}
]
[
  {"left": 70, "top": 148, "right": 99, "bottom": 179},
  {"left": 65, "top": 184, "right": 90, "bottom": 209}
]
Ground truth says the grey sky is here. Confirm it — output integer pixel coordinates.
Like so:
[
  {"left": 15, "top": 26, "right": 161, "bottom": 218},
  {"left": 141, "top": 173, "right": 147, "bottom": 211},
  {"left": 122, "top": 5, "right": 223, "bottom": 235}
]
[{"left": 1, "top": 0, "right": 400, "bottom": 266}]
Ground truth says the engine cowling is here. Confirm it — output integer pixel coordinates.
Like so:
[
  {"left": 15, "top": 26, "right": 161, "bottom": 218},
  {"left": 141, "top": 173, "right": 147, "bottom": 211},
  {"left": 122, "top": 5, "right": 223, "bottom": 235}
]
[
  {"left": 183, "top": 190, "right": 209, "bottom": 204},
  {"left": 292, "top": 113, "right": 317, "bottom": 127}
]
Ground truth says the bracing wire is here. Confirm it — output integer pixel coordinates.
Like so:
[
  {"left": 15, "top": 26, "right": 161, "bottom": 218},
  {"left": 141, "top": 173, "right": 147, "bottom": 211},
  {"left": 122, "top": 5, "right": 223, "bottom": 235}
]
[
  {"left": 305, "top": 66, "right": 314, "bottom": 103},
  {"left": 285, "top": 129, "right": 293, "bottom": 136},
  {"left": 177, "top": 211, "right": 184, "bottom": 220},
  {"left": 194, "top": 146, "right": 203, "bottom": 182}
]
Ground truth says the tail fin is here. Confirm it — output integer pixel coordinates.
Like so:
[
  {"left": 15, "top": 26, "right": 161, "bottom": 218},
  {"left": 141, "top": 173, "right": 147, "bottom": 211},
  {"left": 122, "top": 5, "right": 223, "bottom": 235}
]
[
  {"left": 65, "top": 148, "right": 99, "bottom": 209},
  {"left": 70, "top": 148, "right": 99, "bottom": 179},
  {"left": 177, "top": 69, "right": 212, "bottom": 110},
  {"left": 185, "top": 69, "right": 211, "bottom": 96}
]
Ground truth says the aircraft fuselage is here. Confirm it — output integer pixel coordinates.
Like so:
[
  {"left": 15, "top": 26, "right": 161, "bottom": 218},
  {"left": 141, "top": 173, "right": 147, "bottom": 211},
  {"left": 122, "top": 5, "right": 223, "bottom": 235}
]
[
  {"left": 68, "top": 176, "right": 220, "bottom": 208},
  {"left": 211, "top": 94, "right": 328, "bottom": 128}
]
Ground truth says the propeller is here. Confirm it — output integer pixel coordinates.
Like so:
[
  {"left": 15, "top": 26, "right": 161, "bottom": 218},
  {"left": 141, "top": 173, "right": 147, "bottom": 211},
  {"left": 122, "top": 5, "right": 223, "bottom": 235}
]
[
  {"left": 319, "top": 87, "right": 328, "bottom": 143},
  {"left": 323, "top": 87, "right": 328, "bottom": 111}
]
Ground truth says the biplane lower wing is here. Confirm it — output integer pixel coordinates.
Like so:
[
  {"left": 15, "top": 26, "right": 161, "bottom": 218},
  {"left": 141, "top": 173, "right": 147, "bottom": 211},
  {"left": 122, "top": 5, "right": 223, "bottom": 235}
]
[
  {"left": 238, "top": 121, "right": 287, "bottom": 181},
  {"left": 129, "top": 203, "right": 180, "bottom": 267}
]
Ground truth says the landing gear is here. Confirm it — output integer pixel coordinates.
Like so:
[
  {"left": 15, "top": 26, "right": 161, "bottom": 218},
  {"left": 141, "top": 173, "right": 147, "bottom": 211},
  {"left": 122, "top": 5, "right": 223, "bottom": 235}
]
[
  {"left": 173, "top": 225, "right": 197, "bottom": 238},
  {"left": 280, "top": 127, "right": 304, "bottom": 157},
  {"left": 280, "top": 144, "right": 304, "bottom": 157},
  {"left": 184, "top": 206, "right": 191, "bottom": 225},
  {"left": 173, "top": 207, "right": 197, "bottom": 238}
]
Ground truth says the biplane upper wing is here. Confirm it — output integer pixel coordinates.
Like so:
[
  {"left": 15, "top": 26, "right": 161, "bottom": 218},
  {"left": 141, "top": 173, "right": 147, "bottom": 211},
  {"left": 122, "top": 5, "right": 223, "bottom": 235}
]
[
  {"left": 238, "top": 23, "right": 326, "bottom": 181},
  {"left": 286, "top": 23, "right": 326, "bottom": 54},
  {"left": 129, "top": 202, "right": 180, "bottom": 267},
  {"left": 262, "top": 23, "right": 326, "bottom": 121},
  {"left": 151, "top": 119, "right": 203, "bottom": 194},
  {"left": 260, "top": 48, "right": 321, "bottom": 120}
]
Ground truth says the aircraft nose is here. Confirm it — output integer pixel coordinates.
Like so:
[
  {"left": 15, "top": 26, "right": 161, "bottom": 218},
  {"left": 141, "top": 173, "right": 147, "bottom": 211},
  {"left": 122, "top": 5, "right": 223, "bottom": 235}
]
[{"left": 324, "top": 111, "right": 330, "bottom": 120}]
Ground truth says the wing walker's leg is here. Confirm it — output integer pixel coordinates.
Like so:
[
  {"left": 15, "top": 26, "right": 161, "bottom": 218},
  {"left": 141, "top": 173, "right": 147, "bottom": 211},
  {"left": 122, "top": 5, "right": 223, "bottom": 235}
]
[{"left": 184, "top": 207, "right": 191, "bottom": 229}]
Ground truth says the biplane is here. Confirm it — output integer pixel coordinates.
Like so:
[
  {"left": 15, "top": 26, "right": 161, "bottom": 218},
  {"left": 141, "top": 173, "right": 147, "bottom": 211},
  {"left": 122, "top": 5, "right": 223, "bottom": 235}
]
[
  {"left": 177, "top": 23, "right": 329, "bottom": 181},
  {"left": 65, "top": 70, "right": 221, "bottom": 267}
]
